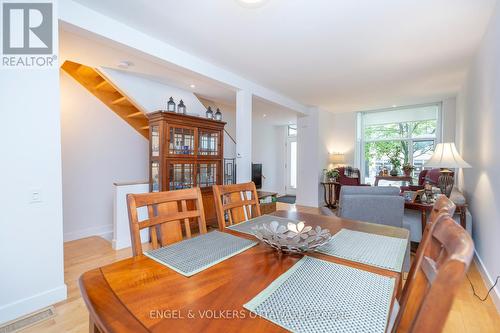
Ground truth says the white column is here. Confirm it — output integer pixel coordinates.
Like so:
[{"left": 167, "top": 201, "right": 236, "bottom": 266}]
[
  {"left": 296, "top": 108, "right": 321, "bottom": 207},
  {"left": 236, "top": 90, "right": 253, "bottom": 183}
]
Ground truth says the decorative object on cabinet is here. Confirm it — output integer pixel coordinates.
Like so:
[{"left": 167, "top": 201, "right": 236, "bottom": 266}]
[
  {"left": 215, "top": 108, "right": 222, "bottom": 121},
  {"left": 424, "top": 142, "right": 471, "bottom": 197},
  {"left": 206, "top": 106, "right": 214, "bottom": 119},
  {"left": 177, "top": 100, "right": 186, "bottom": 114},
  {"left": 166, "top": 97, "right": 176, "bottom": 112},
  {"left": 147, "top": 111, "right": 226, "bottom": 227}
]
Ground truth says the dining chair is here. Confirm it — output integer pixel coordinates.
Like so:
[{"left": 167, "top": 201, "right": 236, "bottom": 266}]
[
  {"left": 391, "top": 212, "right": 474, "bottom": 332},
  {"left": 127, "top": 187, "right": 207, "bottom": 257},
  {"left": 428, "top": 194, "right": 456, "bottom": 224},
  {"left": 212, "top": 182, "right": 261, "bottom": 230},
  {"left": 338, "top": 186, "right": 411, "bottom": 271},
  {"left": 394, "top": 195, "right": 456, "bottom": 325}
]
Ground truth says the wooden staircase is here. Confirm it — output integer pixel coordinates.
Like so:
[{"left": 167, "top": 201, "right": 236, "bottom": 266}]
[{"left": 61, "top": 61, "right": 149, "bottom": 139}]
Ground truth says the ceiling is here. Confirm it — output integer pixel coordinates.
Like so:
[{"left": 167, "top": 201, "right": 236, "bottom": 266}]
[
  {"left": 252, "top": 97, "right": 299, "bottom": 126},
  {"left": 71, "top": 0, "right": 497, "bottom": 112}
]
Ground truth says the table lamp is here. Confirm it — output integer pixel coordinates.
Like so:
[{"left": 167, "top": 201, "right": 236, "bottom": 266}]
[
  {"left": 424, "top": 142, "right": 471, "bottom": 197},
  {"left": 329, "top": 153, "right": 345, "bottom": 166}
]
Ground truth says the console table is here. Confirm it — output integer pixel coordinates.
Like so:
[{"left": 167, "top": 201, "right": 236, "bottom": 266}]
[
  {"left": 375, "top": 175, "right": 413, "bottom": 186},
  {"left": 405, "top": 201, "right": 468, "bottom": 236}
]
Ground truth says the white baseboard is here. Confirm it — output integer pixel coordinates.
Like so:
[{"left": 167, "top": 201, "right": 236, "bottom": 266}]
[
  {"left": 63, "top": 224, "right": 113, "bottom": 242},
  {"left": 0, "top": 284, "right": 67, "bottom": 324},
  {"left": 474, "top": 251, "right": 500, "bottom": 313}
]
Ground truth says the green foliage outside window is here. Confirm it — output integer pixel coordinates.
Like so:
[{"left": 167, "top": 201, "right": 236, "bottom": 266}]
[{"left": 364, "top": 120, "right": 436, "bottom": 167}]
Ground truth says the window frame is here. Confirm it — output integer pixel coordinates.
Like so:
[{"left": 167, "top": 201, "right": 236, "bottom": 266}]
[{"left": 357, "top": 103, "right": 442, "bottom": 182}]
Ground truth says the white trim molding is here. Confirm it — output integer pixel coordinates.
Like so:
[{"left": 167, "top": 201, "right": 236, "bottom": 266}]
[
  {"left": 63, "top": 224, "right": 113, "bottom": 242},
  {"left": 474, "top": 251, "right": 500, "bottom": 313},
  {"left": 0, "top": 285, "right": 67, "bottom": 324}
]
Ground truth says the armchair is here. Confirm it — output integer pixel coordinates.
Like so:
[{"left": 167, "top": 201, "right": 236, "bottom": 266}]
[
  {"left": 334, "top": 166, "right": 369, "bottom": 203},
  {"left": 400, "top": 168, "right": 454, "bottom": 193}
]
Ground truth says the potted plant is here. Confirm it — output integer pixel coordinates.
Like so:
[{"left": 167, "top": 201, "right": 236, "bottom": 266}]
[
  {"left": 402, "top": 163, "right": 415, "bottom": 177},
  {"left": 388, "top": 148, "right": 402, "bottom": 176},
  {"left": 325, "top": 168, "right": 340, "bottom": 182}
]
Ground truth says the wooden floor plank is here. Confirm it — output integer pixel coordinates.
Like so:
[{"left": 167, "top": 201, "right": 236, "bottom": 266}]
[{"left": 19, "top": 202, "right": 500, "bottom": 332}]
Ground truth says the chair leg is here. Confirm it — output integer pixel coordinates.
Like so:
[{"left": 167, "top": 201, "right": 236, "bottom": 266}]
[{"left": 89, "top": 315, "right": 101, "bottom": 333}]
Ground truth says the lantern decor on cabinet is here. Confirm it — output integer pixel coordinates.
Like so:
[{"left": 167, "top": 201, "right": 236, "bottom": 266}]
[
  {"left": 177, "top": 100, "right": 186, "bottom": 114},
  {"left": 166, "top": 97, "right": 176, "bottom": 112},
  {"left": 206, "top": 106, "right": 214, "bottom": 119},
  {"left": 214, "top": 108, "right": 222, "bottom": 121}
]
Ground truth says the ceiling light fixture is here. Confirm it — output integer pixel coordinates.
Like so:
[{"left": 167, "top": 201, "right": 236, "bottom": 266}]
[
  {"left": 236, "top": 0, "right": 269, "bottom": 8},
  {"left": 190, "top": 84, "right": 196, "bottom": 89},
  {"left": 263, "top": 114, "right": 267, "bottom": 118},
  {"left": 117, "top": 61, "right": 133, "bottom": 69}
]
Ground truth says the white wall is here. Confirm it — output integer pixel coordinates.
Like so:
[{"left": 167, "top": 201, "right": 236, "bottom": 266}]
[
  {"left": 296, "top": 109, "right": 321, "bottom": 207},
  {"left": 251, "top": 118, "right": 285, "bottom": 194},
  {"left": 325, "top": 112, "right": 358, "bottom": 166},
  {"left": 0, "top": 25, "right": 66, "bottom": 326},
  {"left": 442, "top": 97, "right": 457, "bottom": 142},
  {"left": 60, "top": 72, "right": 149, "bottom": 241},
  {"left": 456, "top": 1, "right": 500, "bottom": 308},
  {"left": 101, "top": 68, "right": 207, "bottom": 115}
]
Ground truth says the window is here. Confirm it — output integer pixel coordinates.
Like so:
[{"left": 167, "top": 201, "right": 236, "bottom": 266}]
[
  {"left": 287, "top": 124, "right": 297, "bottom": 137},
  {"left": 358, "top": 104, "right": 441, "bottom": 184}
]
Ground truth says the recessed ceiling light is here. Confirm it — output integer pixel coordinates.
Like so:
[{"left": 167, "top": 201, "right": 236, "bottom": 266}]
[
  {"left": 236, "top": 0, "right": 269, "bottom": 8},
  {"left": 392, "top": 104, "right": 397, "bottom": 108},
  {"left": 117, "top": 61, "right": 133, "bottom": 69},
  {"left": 190, "top": 84, "right": 196, "bottom": 89},
  {"left": 263, "top": 114, "right": 267, "bottom": 117}
]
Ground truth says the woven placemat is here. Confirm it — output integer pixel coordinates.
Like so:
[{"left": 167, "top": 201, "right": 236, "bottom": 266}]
[
  {"left": 144, "top": 231, "right": 257, "bottom": 277},
  {"left": 245, "top": 256, "right": 395, "bottom": 333},
  {"left": 317, "top": 229, "right": 408, "bottom": 272},
  {"left": 226, "top": 214, "right": 299, "bottom": 235}
]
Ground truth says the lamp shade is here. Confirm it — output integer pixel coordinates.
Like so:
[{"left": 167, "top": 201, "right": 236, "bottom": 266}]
[
  {"left": 424, "top": 143, "right": 471, "bottom": 169},
  {"left": 329, "top": 153, "right": 345, "bottom": 164}
]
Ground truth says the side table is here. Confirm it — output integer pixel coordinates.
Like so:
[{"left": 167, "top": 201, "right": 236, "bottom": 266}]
[{"left": 321, "top": 182, "right": 340, "bottom": 209}]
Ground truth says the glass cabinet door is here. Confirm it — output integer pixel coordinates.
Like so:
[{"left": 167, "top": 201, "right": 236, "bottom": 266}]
[
  {"left": 169, "top": 162, "right": 195, "bottom": 190},
  {"left": 198, "top": 130, "right": 219, "bottom": 156},
  {"left": 151, "top": 125, "right": 160, "bottom": 157},
  {"left": 197, "top": 162, "right": 219, "bottom": 188},
  {"left": 151, "top": 161, "right": 160, "bottom": 192},
  {"left": 169, "top": 126, "right": 195, "bottom": 155}
]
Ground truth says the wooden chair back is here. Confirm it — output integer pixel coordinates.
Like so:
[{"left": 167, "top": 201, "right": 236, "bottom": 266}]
[
  {"left": 212, "top": 182, "right": 261, "bottom": 230},
  {"left": 394, "top": 195, "right": 457, "bottom": 331},
  {"left": 428, "top": 195, "right": 456, "bottom": 224},
  {"left": 393, "top": 214, "right": 474, "bottom": 332},
  {"left": 127, "top": 188, "right": 207, "bottom": 257}
]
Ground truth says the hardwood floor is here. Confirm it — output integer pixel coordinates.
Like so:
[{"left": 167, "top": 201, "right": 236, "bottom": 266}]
[{"left": 20, "top": 203, "right": 500, "bottom": 332}]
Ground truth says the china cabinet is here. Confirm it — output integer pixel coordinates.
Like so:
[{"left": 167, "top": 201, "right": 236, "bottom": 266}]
[{"left": 148, "top": 111, "right": 226, "bottom": 227}]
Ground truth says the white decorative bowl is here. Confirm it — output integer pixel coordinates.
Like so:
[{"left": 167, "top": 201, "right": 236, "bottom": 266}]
[{"left": 252, "top": 221, "right": 332, "bottom": 254}]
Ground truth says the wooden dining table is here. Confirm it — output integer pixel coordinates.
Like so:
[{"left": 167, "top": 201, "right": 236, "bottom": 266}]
[{"left": 80, "top": 210, "right": 409, "bottom": 333}]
